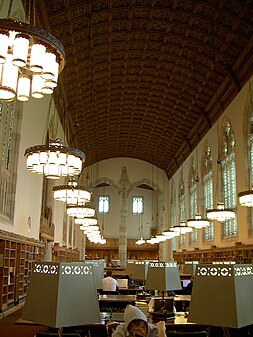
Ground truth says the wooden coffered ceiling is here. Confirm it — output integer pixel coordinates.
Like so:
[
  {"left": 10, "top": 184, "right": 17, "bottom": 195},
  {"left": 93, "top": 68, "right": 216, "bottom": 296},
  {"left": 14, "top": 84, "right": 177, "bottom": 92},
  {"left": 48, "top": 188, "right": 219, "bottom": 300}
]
[{"left": 35, "top": 0, "right": 253, "bottom": 179}]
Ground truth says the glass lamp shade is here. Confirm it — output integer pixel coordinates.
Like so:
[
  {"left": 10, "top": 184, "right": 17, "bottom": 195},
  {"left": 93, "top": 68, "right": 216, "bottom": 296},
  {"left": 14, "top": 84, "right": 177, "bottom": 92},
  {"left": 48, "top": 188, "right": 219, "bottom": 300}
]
[
  {"left": 187, "top": 214, "right": 210, "bottom": 229},
  {"left": 206, "top": 202, "right": 235, "bottom": 222},
  {"left": 75, "top": 217, "right": 98, "bottom": 226},
  {"left": 171, "top": 222, "right": 193, "bottom": 234},
  {"left": 146, "top": 236, "right": 159, "bottom": 244},
  {"left": 12, "top": 34, "right": 29, "bottom": 67},
  {"left": 136, "top": 237, "right": 145, "bottom": 245},
  {"left": 0, "top": 54, "right": 18, "bottom": 101},
  {"left": 83, "top": 225, "right": 100, "bottom": 235},
  {"left": 67, "top": 204, "right": 96, "bottom": 218},
  {"left": 53, "top": 180, "right": 91, "bottom": 205},
  {"left": 162, "top": 229, "right": 180, "bottom": 238},
  {"left": 0, "top": 18, "right": 65, "bottom": 102},
  {"left": 17, "top": 75, "right": 30, "bottom": 101},
  {"left": 238, "top": 190, "right": 253, "bottom": 207},
  {"left": 24, "top": 138, "right": 85, "bottom": 179},
  {"left": 155, "top": 233, "right": 167, "bottom": 242},
  {"left": 0, "top": 33, "right": 9, "bottom": 63}
]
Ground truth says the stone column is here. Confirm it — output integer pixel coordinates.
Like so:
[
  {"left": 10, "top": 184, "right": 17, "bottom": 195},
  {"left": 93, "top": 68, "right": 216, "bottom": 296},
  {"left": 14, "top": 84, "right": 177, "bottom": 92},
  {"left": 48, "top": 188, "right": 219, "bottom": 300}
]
[{"left": 118, "top": 167, "right": 130, "bottom": 269}]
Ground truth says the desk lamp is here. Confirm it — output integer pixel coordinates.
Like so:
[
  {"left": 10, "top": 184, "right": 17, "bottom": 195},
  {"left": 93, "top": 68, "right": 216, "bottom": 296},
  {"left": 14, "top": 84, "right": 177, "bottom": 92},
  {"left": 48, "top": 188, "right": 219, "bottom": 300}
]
[
  {"left": 145, "top": 261, "right": 182, "bottom": 321},
  {"left": 126, "top": 260, "right": 149, "bottom": 285},
  {"left": 21, "top": 262, "right": 101, "bottom": 337},
  {"left": 188, "top": 264, "right": 253, "bottom": 336},
  {"left": 182, "top": 261, "right": 198, "bottom": 275},
  {"left": 84, "top": 259, "right": 104, "bottom": 290}
]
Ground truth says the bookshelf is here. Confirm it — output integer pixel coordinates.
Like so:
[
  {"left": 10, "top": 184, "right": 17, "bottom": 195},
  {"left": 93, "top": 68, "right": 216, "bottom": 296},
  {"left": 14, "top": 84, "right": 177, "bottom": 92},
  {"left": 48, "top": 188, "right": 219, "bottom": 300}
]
[
  {"left": 52, "top": 244, "right": 80, "bottom": 262},
  {"left": 0, "top": 230, "right": 44, "bottom": 312},
  {"left": 173, "top": 242, "right": 253, "bottom": 268}
]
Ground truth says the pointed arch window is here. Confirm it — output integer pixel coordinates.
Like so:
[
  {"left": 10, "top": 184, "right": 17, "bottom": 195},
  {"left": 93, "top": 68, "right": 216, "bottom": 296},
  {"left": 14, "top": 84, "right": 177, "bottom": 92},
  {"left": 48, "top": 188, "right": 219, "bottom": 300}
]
[
  {"left": 0, "top": 101, "right": 18, "bottom": 220},
  {"left": 203, "top": 143, "right": 214, "bottom": 241},
  {"left": 170, "top": 179, "right": 176, "bottom": 226},
  {"left": 189, "top": 159, "right": 198, "bottom": 245},
  {"left": 221, "top": 121, "right": 237, "bottom": 237},
  {"left": 179, "top": 171, "right": 186, "bottom": 246}
]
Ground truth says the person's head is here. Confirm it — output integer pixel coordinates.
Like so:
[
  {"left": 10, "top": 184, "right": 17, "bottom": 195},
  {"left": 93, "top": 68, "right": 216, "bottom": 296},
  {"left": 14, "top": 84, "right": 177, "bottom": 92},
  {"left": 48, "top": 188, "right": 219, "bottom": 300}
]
[
  {"left": 106, "top": 270, "right": 113, "bottom": 277},
  {"left": 124, "top": 305, "right": 148, "bottom": 337},
  {"left": 128, "top": 319, "right": 147, "bottom": 337}
]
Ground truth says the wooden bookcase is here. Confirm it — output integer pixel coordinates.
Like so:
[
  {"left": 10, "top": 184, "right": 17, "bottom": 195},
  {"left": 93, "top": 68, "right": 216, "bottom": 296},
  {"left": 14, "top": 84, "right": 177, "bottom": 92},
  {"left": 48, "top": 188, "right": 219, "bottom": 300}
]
[
  {"left": 173, "top": 242, "right": 253, "bottom": 268},
  {"left": 52, "top": 244, "right": 80, "bottom": 262},
  {"left": 0, "top": 230, "right": 44, "bottom": 312}
]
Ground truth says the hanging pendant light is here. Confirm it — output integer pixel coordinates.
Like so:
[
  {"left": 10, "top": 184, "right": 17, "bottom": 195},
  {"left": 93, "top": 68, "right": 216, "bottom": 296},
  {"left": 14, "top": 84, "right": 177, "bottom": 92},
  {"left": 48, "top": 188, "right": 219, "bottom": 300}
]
[
  {"left": 162, "top": 228, "right": 180, "bottom": 238},
  {"left": 206, "top": 154, "right": 235, "bottom": 221},
  {"left": 53, "top": 178, "right": 91, "bottom": 205},
  {"left": 238, "top": 190, "right": 253, "bottom": 207},
  {"left": 171, "top": 221, "right": 193, "bottom": 234},
  {"left": 187, "top": 213, "right": 210, "bottom": 229},
  {"left": 206, "top": 202, "right": 235, "bottom": 222},
  {"left": 0, "top": 4, "right": 65, "bottom": 102},
  {"left": 74, "top": 216, "right": 98, "bottom": 226},
  {"left": 24, "top": 138, "right": 85, "bottom": 179},
  {"left": 67, "top": 203, "right": 96, "bottom": 218}
]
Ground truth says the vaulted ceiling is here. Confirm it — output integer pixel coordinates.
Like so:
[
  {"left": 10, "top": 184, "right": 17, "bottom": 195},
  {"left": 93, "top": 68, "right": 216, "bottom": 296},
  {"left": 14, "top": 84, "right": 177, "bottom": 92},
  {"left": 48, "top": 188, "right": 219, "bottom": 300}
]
[{"left": 35, "top": 0, "right": 253, "bottom": 179}]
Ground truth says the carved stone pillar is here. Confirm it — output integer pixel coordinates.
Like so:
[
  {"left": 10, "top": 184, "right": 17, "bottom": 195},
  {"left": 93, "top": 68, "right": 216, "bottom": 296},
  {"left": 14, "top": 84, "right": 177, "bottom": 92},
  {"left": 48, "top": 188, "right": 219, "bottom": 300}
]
[{"left": 118, "top": 167, "right": 130, "bottom": 269}]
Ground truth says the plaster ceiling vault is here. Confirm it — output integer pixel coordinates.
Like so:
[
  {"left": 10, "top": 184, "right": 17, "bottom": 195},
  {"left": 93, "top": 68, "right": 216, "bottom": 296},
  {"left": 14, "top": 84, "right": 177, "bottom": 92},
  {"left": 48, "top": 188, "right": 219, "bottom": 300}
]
[{"left": 35, "top": 0, "right": 253, "bottom": 179}]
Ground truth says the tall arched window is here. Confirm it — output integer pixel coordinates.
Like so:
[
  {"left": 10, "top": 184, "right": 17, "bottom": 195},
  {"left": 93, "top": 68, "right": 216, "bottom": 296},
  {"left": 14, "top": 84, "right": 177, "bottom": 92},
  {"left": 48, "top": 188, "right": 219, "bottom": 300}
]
[
  {"left": 179, "top": 171, "right": 186, "bottom": 246},
  {"left": 249, "top": 100, "right": 253, "bottom": 191},
  {"left": 189, "top": 158, "right": 198, "bottom": 245},
  {"left": 170, "top": 179, "right": 176, "bottom": 226},
  {"left": 222, "top": 120, "right": 237, "bottom": 237},
  {"left": 203, "top": 143, "right": 214, "bottom": 241},
  {"left": 0, "top": 101, "right": 18, "bottom": 221}
]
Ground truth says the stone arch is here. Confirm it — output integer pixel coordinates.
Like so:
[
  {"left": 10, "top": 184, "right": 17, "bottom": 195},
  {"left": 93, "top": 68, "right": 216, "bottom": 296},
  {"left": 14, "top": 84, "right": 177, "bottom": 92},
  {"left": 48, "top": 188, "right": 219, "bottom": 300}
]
[{"left": 94, "top": 177, "right": 121, "bottom": 195}]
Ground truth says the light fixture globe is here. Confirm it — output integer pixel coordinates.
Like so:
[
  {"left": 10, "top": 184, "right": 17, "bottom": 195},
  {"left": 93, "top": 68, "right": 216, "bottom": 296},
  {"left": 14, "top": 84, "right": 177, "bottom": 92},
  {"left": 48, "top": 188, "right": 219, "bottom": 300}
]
[
  {"left": 0, "top": 18, "right": 65, "bottom": 102},
  {"left": 136, "top": 237, "right": 145, "bottom": 245},
  {"left": 67, "top": 203, "right": 96, "bottom": 218},
  {"left": 162, "top": 229, "right": 180, "bottom": 238},
  {"left": 24, "top": 138, "right": 85, "bottom": 179},
  {"left": 53, "top": 179, "right": 91, "bottom": 205},
  {"left": 171, "top": 221, "right": 193, "bottom": 234},
  {"left": 238, "top": 190, "right": 253, "bottom": 207},
  {"left": 74, "top": 216, "right": 98, "bottom": 226},
  {"left": 187, "top": 214, "right": 210, "bottom": 229},
  {"left": 206, "top": 202, "right": 235, "bottom": 222}
]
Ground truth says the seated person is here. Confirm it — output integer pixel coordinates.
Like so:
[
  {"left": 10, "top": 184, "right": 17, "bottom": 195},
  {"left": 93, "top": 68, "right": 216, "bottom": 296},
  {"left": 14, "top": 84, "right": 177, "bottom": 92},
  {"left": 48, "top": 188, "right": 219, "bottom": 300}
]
[
  {"left": 184, "top": 276, "right": 194, "bottom": 294},
  {"left": 102, "top": 270, "right": 119, "bottom": 292},
  {"left": 112, "top": 304, "right": 166, "bottom": 337}
]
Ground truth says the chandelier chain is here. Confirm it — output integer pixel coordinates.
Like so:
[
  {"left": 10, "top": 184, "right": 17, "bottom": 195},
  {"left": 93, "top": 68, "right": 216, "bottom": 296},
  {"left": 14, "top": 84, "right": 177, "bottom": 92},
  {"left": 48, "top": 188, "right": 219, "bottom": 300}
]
[{"left": 42, "top": 97, "right": 53, "bottom": 144}]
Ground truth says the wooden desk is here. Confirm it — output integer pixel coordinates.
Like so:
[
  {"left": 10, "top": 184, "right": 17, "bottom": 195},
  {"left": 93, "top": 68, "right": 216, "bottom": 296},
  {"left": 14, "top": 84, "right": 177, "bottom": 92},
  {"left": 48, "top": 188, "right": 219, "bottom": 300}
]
[
  {"left": 174, "top": 294, "right": 191, "bottom": 311},
  {"left": 98, "top": 294, "right": 136, "bottom": 312}
]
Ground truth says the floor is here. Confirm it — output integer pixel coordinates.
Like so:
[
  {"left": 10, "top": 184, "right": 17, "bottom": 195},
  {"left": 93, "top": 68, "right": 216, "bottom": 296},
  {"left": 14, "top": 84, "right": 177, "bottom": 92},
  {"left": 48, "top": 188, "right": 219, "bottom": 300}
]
[{"left": 0, "top": 303, "right": 48, "bottom": 337}]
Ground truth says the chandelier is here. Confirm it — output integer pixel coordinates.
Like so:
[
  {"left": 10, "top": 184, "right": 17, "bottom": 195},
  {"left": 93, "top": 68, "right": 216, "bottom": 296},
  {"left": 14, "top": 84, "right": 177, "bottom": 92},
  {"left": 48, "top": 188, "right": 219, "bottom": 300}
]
[
  {"left": 74, "top": 216, "right": 98, "bottom": 226},
  {"left": 136, "top": 237, "right": 145, "bottom": 245},
  {"left": 206, "top": 202, "right": 235, "bottom": 222},
  {"left": 171, "top": 221, "right": 193, "bottom": 234},
  {"left": 162, "top": 228, "right": 180, "bottom": 239},
  {"left": 187, "top": 214, "right": 210, "bottom": 229},
  {"left": 24, "top": 138, "right": 85, "bottom": 179},
  {"left": 0, "top": 0, "right": 65, "bottom": 102},
  {"left": 238, "top": 190, "right": 253, "bottom": 207},
  {"left": 67, "top": 203, "right": 96, "bottom": 218},
  {"left": 53, "top": 179, "right": 91, "bottom": 205}
]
